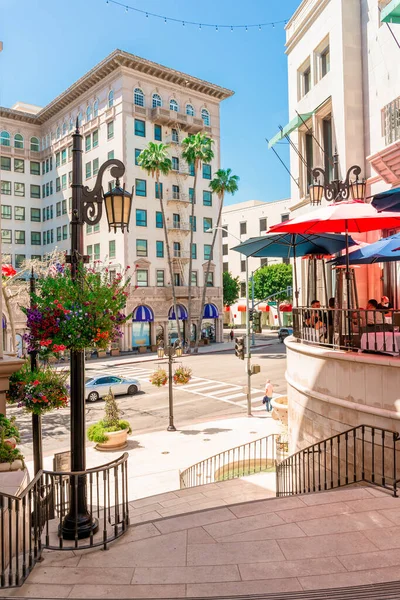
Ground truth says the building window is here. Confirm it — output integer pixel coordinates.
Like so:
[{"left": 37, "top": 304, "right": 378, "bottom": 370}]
[
  {"left": 260, "top": 258, "right": 268, "bottom": 267},
  {"left": 323, "top": 118, "right": 333, "bottom": 183},
  {"left": 155, "top": 182, "right": 163, "bottom": 199},
  {"left": 136, "top": 239, "right": 148, "bottom": 257},
  {"left": 1, "top": 180, "right": 11, "bottom": 195},
  {"left": 281, "top": 214, "right": 290, "bottom": 222},
  {"left": 1, "top": 205, "right": 11, "bottom": 219},
  {"left": 190, "top": 215, "right": 196, "bottom": 231},
  {"left": 62, "top": 200, "right": 67, "bottom": 214},
  {"left": 87, "top": 245, "right": 93, "bottom": 260},
  {"left": 156, "top": 240, "right": 164, "bottom": 258},
  {"left": 174, "top": 273, "right": 181, "bottom": 287},
  {"left": 203, "top": 190, "right": 212, "bottom": 206},
  {"left": 14, "top": 158, "right": 24, "bottom": 173},
  {"left": 156, "top": 270, "right": 164, "bottom": 286},
  {"left": 63, "top": 225, "right": 68, "bottom": 240},
  {"left": 56, "top": 152, "right": 60, "bottom": 167},
  {"left": 154, "top": 124, "right": 162, "bottom": 141},
  {"left": 30, "top": 137, "right": 40, "bottom": 152},
  {"left": 260, "top": 218, "right": 267, "bottom": 232},
  {"left": 156, "top": 211, "right": 163, "bottom": 228},
  {"left": 14, "top": 206, "right": 25, "bottom": 221},
  {"left": 134, "top": 88, "right": 145, "bottom": 106},
  {"left": 94, "top": 223, "right": 100, "bottom": 232},
  {"left": 93, "top": 99, "right": 99, "bottom": 117},
  {"left": 201, "top": 109, "right": 210, "bottom": 126},
  {"left": 152, "top": 93, "right": 162, "bottom": 108},
  {"left": 0, "top": 131, "right": 10, "bottom": 146},
  {"left": 30, "top": 161, "right": 40, "bottom": 175},
  {"left": 137, "top": 269, "right": 148, "bottom": 287},
  {"left": 56, "top": 227, "right": 62, "bottom": 242},
  {"left": 240, "top": 282, "right": 246, "bottom": 297},
  {"left": 223, "top": 262, "right": 229, "bottom": 273},
  {"left": 56, "top": 177, "right": 61, "bottom": 192},
  {"left": 172, "top": 156, "right": 179, "bottom": 171},
  {"left": 85, "top": 162, "right": 92, "bottom": 179},
  {"left": 107, "top": 121, "right": 114, "bottom": 140},
  {"left": 189, "top": 163, "right": 195, "bottom": 177},
  {"left": 186, "top": 104, "right": 194, "bottom": 116},
  {"left": 191, "top": 243, "right": 197, "bottom": 259},
  {"left": 321, "top": 45, "right": 330, "bottom": 78},
  {"left": 204, "top": 217, "right": 212, "bottom": 233},
  {"left": 283, "top": 257, "right": 290, "bottom": 265},
  {"left": 135, "top": 149, "right": 141, "bottom": 166},
  {"left": 241, "top": 260, "right": 246, "bottom": 272},
  {"left": 222, "top": 226, "right": 228, "bottom": 237},
  {"left": 62, "top": 174, "right": 67, "bottom": 190},
  {"left": 14, "top": 134, "right": 24, "bottom": 149},
  {"left": 223, "top": 244, "right": 228, "bottom": 256},
  {"left": 204, "top": 245, "right": 212, "bottom": 260},
  {"left": 206, "top": 271, "right": 214, "bottom": 287},
  {"left": 172, "top": 128, "right": 179, "bottom": 143},
  {"left": 173, "top": 242, "right": 180, "bottom": 257},
  {"left": 93, "top": 130, "right": 99, "bottom": 148},
  {"left": 135, "top": 119, "right": 145, "bottom": 137},
  {"left": 136, "top": 209, "right": 147, "bottom": 227},
  {"left": 305, "top": 132, "right": 314, "bottom": 189},
  {"left": 170, "top": 99, "right": 179, "bottom": 112},
  {"left": 56, "top": 202, "right": 61, "bottom": 217},
  {"left": 203, "top": 164, "right": 211, "bottom": 179},
  {"left": 15, "top": 254, "right": 26, "bottom": 268},
  {"left": 136, "top": 179, "right": 147, "bottom": 197},
  {"left": 189, "top": 188, "right": 194, "bottom": 203},
  {"left": 94, "top": 243, "right": 100, "bottom": 260},
  {"left": 30, "top": 185, "right": 40, "bottom": 199},
  {"left": 14, "top": 182, "right": 25, "bottom": 197},
  {"left": 93, "top": 158, "right": 99, "bottom": 176},
  {"left": 108, "top": 240, "right": 116, "bottom": 259},
  {"left": 61, "top": 149, "right": 67, "bottom": 165},
  {"left": 15, "top": 230, "right": 25, "bottom": 245},
  {"left": 108, "top": 89, "right": 114, "bottom": 108},
  {"left": 85, "top": 135, "right": 91, "bottom": 152},
  {"left": 299, "top": 59, "right": 311, "bottom": 98},
  {"left": 31, "top": 208, "right": 41, "bottom": 222},
  {"left": 2, "top": 230, "right": 11, "bottom": 244},
  {"left": 240, "top": 222, "right": 247, "bottom": 235},
  {"left": 191, "top": 271, "right": 198, "bottom": 286},
  {"left": 1, "top": 156, "right": 11, "bottom": 171}
]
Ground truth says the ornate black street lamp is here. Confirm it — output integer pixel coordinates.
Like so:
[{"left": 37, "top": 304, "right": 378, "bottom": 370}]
[
  {"left": 309, "top": 151, "right": 366, "bottom": 206},
  {"left": 62, "top": 122, "right": 132, "bottom": 540},
  {"left": 157, "top": 342, "right": 182, "bottom": 431}
]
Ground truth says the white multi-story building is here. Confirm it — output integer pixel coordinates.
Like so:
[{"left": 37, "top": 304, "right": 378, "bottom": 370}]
[
  {"left": 221, "top": 199, "right": 292, "bottom": 325},
  {"left": 270, "top": 0, "right": 400, "bottom": 306},
  {"left": 0, "top": 49, "right": 233, "bottom": 351}
]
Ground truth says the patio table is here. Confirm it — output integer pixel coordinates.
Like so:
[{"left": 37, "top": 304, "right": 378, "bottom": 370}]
[{"left": 360, "top": 331, "right": 400, "bottom": 355}]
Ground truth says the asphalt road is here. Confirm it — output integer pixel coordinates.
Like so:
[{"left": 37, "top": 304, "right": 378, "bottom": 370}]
[{"left": 10, "top": 340, "right": 287, "bottom": 459}]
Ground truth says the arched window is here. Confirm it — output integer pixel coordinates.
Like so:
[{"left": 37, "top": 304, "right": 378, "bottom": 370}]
[
  {"left": 93, "top": 99, "right": 99, "bottom": 117},
  {"left": 170, "top": 99, "right": 179, "bottom": 112},
  {"left": 152, "top": 93, "right": 162, "bottom": 108},
  {"left": 201, "top": 108, "right": 210, "bottom": 126},
  {"left": 56, "top": 126, "right": 61, "bottom": 139},
  {"left": 62, "top": 122, "right": 67, "bottom": 136},
  {"left": 186, "top": 104, "right": 195, "bottom": 116},
  {"left": 108, "top": 90, "right": 114, "bottom": 108},
  {"left": 14, "top": 134, "right": 24, "bottom": 149},
  {"left": 134, "top": 88, "right": 145, "bottom": 107},
  {"left": 30, "top": 136, "right": 40, "bottom": 152},
  {"left": 86, "top": 104, "right": 92, "bottom": 122},
  {"left": 77, "top": 112, "right": 83, "bottom": 127},
  {"left": 0, "top": 131, "right": 10, "bottom": 146}
]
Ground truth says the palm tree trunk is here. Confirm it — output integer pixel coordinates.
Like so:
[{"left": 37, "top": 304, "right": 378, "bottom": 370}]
[
  {"left": 185, "top": 159, "right": 199, "bottom": 353},
  {"left": 2, "top": 287, "right": 16, "bottom": 353},
  {"left": 157, "top": 175, "right": 182, "bottom": 345},
  {"left": 194, "top": 192, "right": 224, "bottom": 351}
]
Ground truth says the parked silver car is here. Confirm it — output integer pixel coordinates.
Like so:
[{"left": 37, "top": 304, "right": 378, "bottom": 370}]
[{"left": 85, "top": 375, "right": 141, "bottom": 402}]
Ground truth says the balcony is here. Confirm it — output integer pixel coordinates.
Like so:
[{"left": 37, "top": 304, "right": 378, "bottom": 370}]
[
  {"left": 150, "top": 107, "right": 180, "bottom": 126},
  {"left": 172, "top": 250, "right": 190, "bottom": 261},
  {"left": 165, "top": 134, "right": 181, "bottom": 145},
  {"left": 166, "top": 192, "right": 190, "bottom": 205},
  {"left": 133, "top": 104, "right": 148, "bottom": 118},
  {"left": 166, "top": 221, "right": 191, "bottom": 234}
]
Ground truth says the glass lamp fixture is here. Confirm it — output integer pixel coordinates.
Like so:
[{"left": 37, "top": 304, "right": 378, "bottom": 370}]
[
  {"left": 157, "top": 346, "right": 165, "bottom": 359},
  {"left": 350, "top": 177, "right": 366, "bottom": 202},
  {"left": 309, "top": 180, "right": 324, "bottom": 206},
  {"left": 103, "top": 178, "right": 133, "bottom": 233}
]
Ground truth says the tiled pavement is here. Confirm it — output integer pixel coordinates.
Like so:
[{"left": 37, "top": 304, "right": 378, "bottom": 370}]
[{"left": 4, "top": 483, "right": 400, "bottom": 598}]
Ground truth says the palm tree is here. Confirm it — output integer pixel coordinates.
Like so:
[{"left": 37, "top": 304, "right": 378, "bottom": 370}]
[
  {"left": 181, "top": 133, "right": 214, "bottom": 351},
  {"left": 194, "top": 168, "right": 239, "bottom": 352},
  {"left": 138, "top": 142, "right": 182, "bottom": 344}
]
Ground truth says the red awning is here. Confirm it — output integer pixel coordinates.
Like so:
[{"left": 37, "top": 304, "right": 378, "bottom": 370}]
[
  {"left": 258, "top": 303, "right": 270, "bottom": 312},
  {"left": 237, "top": 305, "right": 246, "bottom": 312}
]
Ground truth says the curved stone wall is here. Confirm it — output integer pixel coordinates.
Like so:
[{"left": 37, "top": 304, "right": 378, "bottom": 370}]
[{"left": 285, "top": 337, "right": 400, "bottom": 453}]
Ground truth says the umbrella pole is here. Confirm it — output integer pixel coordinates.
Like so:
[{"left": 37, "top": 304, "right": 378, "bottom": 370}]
[
  {"left": 307, "top": 258, "right": 311, "bottom": 306},
  {"left": 322, "top": 258, "right": 329, "bottom": 307},
  {"left": 293, "top": 236, "right": 299, "bottom": 307},
  {"left": 345, "top": 222, "right": 353, "bottom": 345}
]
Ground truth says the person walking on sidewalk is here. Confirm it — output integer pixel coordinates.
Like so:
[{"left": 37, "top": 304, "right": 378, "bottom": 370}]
[
  {"left": 263, "top": 379, "right": 273, "bottom": 412},
  {"left": 229, "top": 328, "right": 234, "bottom": 342}
]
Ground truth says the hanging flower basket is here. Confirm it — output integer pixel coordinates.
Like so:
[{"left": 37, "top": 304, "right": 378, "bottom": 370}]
[
  {"left": 7, "top": 362, "right": 69, "bottom": 415},
  {"left": 23, "top": 263, "right": 132, "bottom": 355},
  {"left": 150, "top": 369, "right": 168, "bottom": 387},
  {"left": 2, "top": 264, "right": 17, "bottom": 280},
  {"left": 173, "top": 365, "right": 192, "bottom": 385}
]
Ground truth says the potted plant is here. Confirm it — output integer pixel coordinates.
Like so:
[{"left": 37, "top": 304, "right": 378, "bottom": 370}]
[
  {"left": 138, "top": 345, "right": 147, "bottom": 354},
  {"left": 173, "top": 365, "right": 192, "bottom": 385},
  {"left": 110, "top": 343, "right": 120, "bottom": 357},
  {"left": 7, "top": 362, "right": 69, "bottom": 415},
  {"left": 87, "top": 388, "right": 131, "bottom": 451},
  {"left": 150, "top": 368, "right": 168, "bottom": 387},
  {"left": 0, "top": 414, "right": 24, "bottom": 472}
]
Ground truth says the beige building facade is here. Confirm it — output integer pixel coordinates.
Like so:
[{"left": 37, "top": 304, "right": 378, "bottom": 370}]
[{"left": 0, "top": 50, "right": 233, "bottom": 352}]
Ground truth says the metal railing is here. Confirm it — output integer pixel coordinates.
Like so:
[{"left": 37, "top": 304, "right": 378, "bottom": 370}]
[
  {"left": 276, "top": 425, "right": 400, "bottom": 498},
  {"left": 293, "top": 307, "right": 400, "bottom": 355},
  {"left": 180, "top": 434, "right": 279, "bottom": 488},
  {"left": 0, "top": 453, "right": 129, "bottom": 589}
]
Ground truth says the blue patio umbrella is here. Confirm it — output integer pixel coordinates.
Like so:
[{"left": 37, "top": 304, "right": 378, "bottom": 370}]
[
  {"left": 372, "top": 187, "right": 400, "bottom": 213},
  {"left": 330, "top": 232, "right": 400, "bottom": 265},
  {"left": 231, "top": 233, "right": 358, "bottom": 306}
]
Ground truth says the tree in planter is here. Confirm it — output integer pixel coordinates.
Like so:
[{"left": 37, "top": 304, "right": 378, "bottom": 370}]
[
  {"left": 223, "top": 271, "right": 240, "bottom": 307},
  {"left": 87, "top": 388, "right": 131, "bottom": 445},
  {"left": 181, "top": 133, "right": 214, "bottom": 351},
  {"left": 253, "top": 263, "right": 293, "bottom": 301},
  {"left": 138, "top": 142, "right": 182, "bottom": 344},
  {"left": 195, "top": 169, "right": 239, "bottom": 352}
]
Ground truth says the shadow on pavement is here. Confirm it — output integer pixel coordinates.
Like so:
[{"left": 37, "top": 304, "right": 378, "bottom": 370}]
[{"left": 179, "top": 427, "right": 233, "bottom": 436}]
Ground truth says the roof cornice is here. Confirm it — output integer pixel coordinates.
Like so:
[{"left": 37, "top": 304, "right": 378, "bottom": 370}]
[{"left": 0, "top": 49, "right": 234, "bottom": 126}]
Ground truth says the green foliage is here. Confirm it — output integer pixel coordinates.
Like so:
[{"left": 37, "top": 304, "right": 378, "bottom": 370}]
[
  {"left": 181, "top": 133, "right": 214, "bottom": 168},
  {"left": 7, "top": 362, "right": 69, "bottom": 415},
  {"left": 0, "top": 445, "right": 24, "bottom": 465},
  {"left": 87, "top": 388, "right": 131, "bottom": 443},
  {"left": 0, "top": 414, "right": 20, "bottom": 441},
  {"left": 253, "top": 263, "right": 293, "bottom": 301},
  {"left": 0, "top": 415, "right": 24, "bottom": 465},
  {"left": 223, "top": 271, "right": 240, "bottom": 307},
  {"left": 209, "top": 168, "right": 239, "bottom": 197},
  {"left": 150, "top": 368, "right": 168, "bottom": 387},
  {"left": 138, "top": 142, "right": 172, "bottom": 178},
  {"left": 103, "top": 388, "right": 121, "bottom": 428}
]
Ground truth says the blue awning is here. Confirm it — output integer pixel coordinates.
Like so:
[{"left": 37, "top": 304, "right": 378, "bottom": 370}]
[
  {"left": 168, "top": 304, "right": 188, "bottom": 321},
  {"left": 203, "top": 303, "right": 219, "bottom": 319},
  {"left": 371, "top": 187, "right": 400, "bottom": 213},
  {"left": 132, "top": 305, "right": 154, "bottom": 322}
]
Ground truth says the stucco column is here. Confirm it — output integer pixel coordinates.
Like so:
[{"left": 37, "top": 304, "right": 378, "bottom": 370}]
[
  {"left": 0, "top": 355, "right": 24, "bottom": 415},
  {"left": 127, "top": 323, "right": 133, "bottom": 350},
  {"left": 150, "top": 323, "right": 156, "bottom": 347}
]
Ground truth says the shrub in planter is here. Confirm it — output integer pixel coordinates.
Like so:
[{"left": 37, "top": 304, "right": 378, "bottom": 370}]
[
  {"left": 0, "top": 414, "right": 24, "bottom": 470},
  {"left": 7, "top": 362, "right": 69, "bottom": 415},
  {"left": 87, "top": 388, "right": 131, "bottom": 450},
  {"left": 173, "top": 365, "right": 192, "bottom": 385},
  {"left": 150, "top": 369, "right": 168, "bottom": 387}
]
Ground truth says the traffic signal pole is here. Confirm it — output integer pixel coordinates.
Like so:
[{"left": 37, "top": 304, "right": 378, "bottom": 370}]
[{"left": 245, "top": 258, "right": 252, "bottom": 416}]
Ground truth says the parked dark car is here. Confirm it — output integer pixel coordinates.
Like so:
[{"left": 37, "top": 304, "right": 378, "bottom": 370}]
[{"left": 278, "top": 327, "right": 293, "bottom": 343}]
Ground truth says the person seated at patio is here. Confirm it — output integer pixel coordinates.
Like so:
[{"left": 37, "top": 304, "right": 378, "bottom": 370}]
[
  {"left": 304, "top": 299, "right": 326, "bottom": 341},
  {"left": 328, "top": 297, "right": 335, "bottom": 343},
  {"left": 378, "top": 296, "right": 393, "bottom": 310},
  {"left": 365, "top": 299, "right": 384, "bottom": 329}
]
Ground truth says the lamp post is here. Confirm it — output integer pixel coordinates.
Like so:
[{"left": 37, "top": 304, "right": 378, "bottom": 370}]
[
  {"left": 157, "top": 342, "right": 183, "bottom": 431},
  {"left": 208, "top": 226, "right": 251, "bottom": 416},
  {"left": 61, "top": 122, "right": 133, "bottom": 541}
]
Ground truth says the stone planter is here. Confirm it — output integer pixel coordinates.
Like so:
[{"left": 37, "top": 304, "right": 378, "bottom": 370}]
[
  {"left": 97, "top": 350, "right": 107, "bottom": 358},
  {"left": 271, "top": 395, "right": 288, "bottom": 427},
  {"left": 151, "top": 345, "right": 157, "bottom": 352},
  {"left": 94, "top": 428, "right": 129, "bottom": 451},
  {"left": 138, "top": 347, "right": 147, "bottom": 354},
  {"left": 0, "top": 460, "right": 24, "bottom": 472},
  {"left": 110, "top": 349, "right": 120, "bottom": 356}
]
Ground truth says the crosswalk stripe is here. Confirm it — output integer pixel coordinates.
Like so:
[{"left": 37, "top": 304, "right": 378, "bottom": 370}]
[
  {"left": 210, "top": 387, "right": 241, "bottom": 396},
  {"left": 185, "top": 382, "right": 227, "bottom": 392},
  {"left": 220, "top": 392, "right": 246, "bottom": 401}
]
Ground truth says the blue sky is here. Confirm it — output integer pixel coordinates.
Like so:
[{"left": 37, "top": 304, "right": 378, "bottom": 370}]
[{"left": 1, "top": 0, "right": 301, "bottom": 205}]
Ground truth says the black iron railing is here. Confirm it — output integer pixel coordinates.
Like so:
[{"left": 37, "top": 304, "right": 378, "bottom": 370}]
[
  {"left": 0, "top": 453, "right": 129, "bottom": 589},
  {"left": 180, "top": 434, "right": 279, "bottom": 488},
  {"left": 276, "top": 425, "right": 400, "bottom": 498},
  {"left": 293, "top": 307, "right": 400, "bottom": 354}
]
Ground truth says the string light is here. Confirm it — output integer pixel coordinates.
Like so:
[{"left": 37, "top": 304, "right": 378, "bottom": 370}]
[{"left": 104, "top": 0, "right": 289, "bottom": 31}]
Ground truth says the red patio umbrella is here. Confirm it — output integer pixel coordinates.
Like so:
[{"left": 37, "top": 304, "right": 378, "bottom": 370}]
[{"left": 269, "top": 201, "right": 400, "bottom": 308}]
